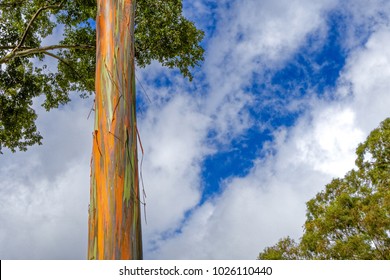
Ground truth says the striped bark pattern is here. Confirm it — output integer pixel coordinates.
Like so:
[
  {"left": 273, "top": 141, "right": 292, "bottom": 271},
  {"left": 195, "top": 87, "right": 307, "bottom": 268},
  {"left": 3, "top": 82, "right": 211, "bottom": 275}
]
[{"left": 88, "top": 0, "right": 142, "bottom": 259}]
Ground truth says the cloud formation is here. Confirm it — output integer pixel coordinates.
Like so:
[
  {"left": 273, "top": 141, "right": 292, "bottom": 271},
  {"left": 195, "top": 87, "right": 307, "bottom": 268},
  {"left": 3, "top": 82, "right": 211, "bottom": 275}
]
[
  {"left": 0, "top": 99, "right": 92, "bottom": 259},
  {"left": 141, "top": 1, "right": 390, "bottom": 259}
]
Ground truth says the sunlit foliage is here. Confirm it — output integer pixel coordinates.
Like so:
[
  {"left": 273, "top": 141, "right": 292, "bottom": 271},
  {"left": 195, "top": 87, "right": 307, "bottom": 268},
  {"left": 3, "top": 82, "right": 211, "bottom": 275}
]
[{"left": 259, "top": 118, "right": 390, "bottom": 260}]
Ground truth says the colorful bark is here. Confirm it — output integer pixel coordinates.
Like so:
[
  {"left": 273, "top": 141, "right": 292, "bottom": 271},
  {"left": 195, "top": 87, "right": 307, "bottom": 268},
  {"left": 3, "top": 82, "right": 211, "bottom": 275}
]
[{"left": 88, "top": 0, "right": 142, "bottom": 260}]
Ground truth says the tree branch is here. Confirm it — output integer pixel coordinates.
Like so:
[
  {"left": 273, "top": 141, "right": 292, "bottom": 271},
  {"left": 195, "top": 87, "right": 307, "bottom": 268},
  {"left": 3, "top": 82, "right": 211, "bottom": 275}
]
[
  {"left": 14, "top": 0, "right": 66, "bottom": 50},
  {"left": 0, "top": 44, "right": 94, "bottom": 64},
  {"left": 42, "top": 50, "right": 71, "bottom": 67},
  {"left": 42, "top": 50, "right": 87, "bottom": 84}
]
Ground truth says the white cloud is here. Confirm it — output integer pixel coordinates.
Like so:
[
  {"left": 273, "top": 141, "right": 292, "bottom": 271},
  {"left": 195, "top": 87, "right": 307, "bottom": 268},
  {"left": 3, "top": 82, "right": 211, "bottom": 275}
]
[
  {"left": 336, "top": 0, "right": 390, "bottom": 50},
  {"left": 0, "top": 98, "right": 92, "bottom": 259},
  {"left": 147, "top": 103, "right": 364, "bottom": 259},
  {"left": 340, "top": 28, "right": 390, "bottom": 131},
  {"left": 139, "top": 94, "right": 212, "bottom": 240},
  {"left": 144, "top": 2, "right": 390, "bottom": 260},
  {"left": 290, "top": 105, "right": 363, "bottom": 176},
  {"left": 202, "top": 0, "right": 337, "bottom": 141},
  {"left": 0, "top": 163, "right": 89, "bottom": 259},
  {"left": 146, "top": 75, "right": 385, "bottom": 259},
  {"left": 138, "top": 0, "right": 340, "bottom": 258}
]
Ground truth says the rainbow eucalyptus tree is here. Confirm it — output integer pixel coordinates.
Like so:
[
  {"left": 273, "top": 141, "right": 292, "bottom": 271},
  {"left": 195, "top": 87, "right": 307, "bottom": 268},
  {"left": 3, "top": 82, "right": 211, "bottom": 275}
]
[{"left": 0, "top": 0, "right": 204, "bottom": 259}]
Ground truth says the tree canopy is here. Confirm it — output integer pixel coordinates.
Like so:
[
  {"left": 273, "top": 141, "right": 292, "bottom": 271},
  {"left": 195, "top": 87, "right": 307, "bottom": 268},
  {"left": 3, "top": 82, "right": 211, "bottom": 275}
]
[
  {"left": 258, "top": 117, "right": 390, "bottom": 260},
  {"left": 0, "top": 0, "right": 204, "bottom": 153}
]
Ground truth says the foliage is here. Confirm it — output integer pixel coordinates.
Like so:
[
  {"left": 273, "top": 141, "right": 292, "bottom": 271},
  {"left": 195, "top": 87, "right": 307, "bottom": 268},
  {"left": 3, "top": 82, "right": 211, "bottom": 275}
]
[
  {"left": 258, "top": 237, "right": 303, "bottom": 260},
  {"left": 258, "top": 118, "right": 390, "bottom": 260},
  {"left": 135, "top": 0, "right": 205, "bottom": 79},
  {"left": 0, "top": 0, "right": 204, "bottom": 153}
]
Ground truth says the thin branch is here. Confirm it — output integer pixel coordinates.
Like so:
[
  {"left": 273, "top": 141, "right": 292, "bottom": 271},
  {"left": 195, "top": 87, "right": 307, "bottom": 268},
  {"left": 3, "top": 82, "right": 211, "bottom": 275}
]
[
  {"left": 135, "top": 73, "right": 152, "bottom": 104},
  {"left": 42, "top": 50, "right": 71, "bottom": 68},
  {"left": 42, "top": 50, "right": 86, "bottom": 79},
  {"left": 15, "top": 0, "right": 66, "bottom": 50},
  {"left": 0, "top": 44, "right": 94, "bottom": 64},
  {"left": 136, "top": 124, "right": 147, "bottom": 224},
  {"left": 87, "top": 99, "right": 95, "bottom": 120}
]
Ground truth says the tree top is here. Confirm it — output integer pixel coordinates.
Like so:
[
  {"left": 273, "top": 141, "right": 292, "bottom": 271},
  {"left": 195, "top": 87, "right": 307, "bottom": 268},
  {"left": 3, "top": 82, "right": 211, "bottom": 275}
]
[{"left": 258, "top": 118, "right": 390, "bottom": 260}]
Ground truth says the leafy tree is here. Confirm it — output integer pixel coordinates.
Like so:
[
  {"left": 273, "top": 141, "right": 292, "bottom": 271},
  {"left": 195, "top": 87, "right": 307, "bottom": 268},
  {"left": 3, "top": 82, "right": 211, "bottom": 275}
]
[
  {"left": 0, "top": 0, "right": 204, "bottom": 259},
  {"left": 258, "top": 118, "right": 390, "bottom": 260}
]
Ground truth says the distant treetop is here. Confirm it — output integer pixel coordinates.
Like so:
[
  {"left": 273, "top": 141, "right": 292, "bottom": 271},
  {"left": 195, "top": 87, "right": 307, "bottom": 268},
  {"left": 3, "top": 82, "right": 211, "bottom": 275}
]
[{"left": 258, "top": 118, "right": 390, "bottom": 260}]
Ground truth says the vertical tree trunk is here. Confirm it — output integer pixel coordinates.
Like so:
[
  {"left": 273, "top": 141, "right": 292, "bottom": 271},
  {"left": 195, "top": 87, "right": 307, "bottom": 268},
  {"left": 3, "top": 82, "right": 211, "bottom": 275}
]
[{"left": 88, "top": 0, "right": 142, "bottom": 260}]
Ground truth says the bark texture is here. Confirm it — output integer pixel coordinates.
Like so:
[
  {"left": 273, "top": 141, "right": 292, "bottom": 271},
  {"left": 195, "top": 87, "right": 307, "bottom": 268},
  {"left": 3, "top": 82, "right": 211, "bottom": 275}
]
[{"left": 88, "top": 0, "right": 142, "bottom": 260}]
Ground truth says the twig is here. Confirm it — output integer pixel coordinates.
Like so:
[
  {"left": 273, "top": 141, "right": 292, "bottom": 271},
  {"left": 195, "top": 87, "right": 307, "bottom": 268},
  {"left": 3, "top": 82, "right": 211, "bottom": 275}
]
[
  {"left": 87, "top": 99, "right": 95, "bottom": 120},
  {"left": 136, "top": 124, "right": 147, "bottom": 224},
  {"left": 135, "top": 73, "right": 152, "bottom": 104}
]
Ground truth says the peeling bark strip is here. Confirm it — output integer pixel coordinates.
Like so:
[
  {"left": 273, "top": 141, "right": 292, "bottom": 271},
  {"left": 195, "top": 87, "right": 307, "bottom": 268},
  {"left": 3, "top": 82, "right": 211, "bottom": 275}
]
[{"left": 88, "top": 0, "right": 142, "bottom": 260}]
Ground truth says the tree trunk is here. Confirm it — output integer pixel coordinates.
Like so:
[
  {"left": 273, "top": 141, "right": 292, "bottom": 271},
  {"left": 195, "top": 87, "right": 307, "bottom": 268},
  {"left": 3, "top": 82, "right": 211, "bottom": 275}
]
[{"left": 88, "top": 0, "right": 142, "bottom": 260}]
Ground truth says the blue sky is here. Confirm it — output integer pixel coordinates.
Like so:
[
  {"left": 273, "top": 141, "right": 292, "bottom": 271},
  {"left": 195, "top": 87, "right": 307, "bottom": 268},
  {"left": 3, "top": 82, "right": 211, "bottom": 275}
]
[{"left": 1, "top": 0, "right": 390, "bottom": 259}]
